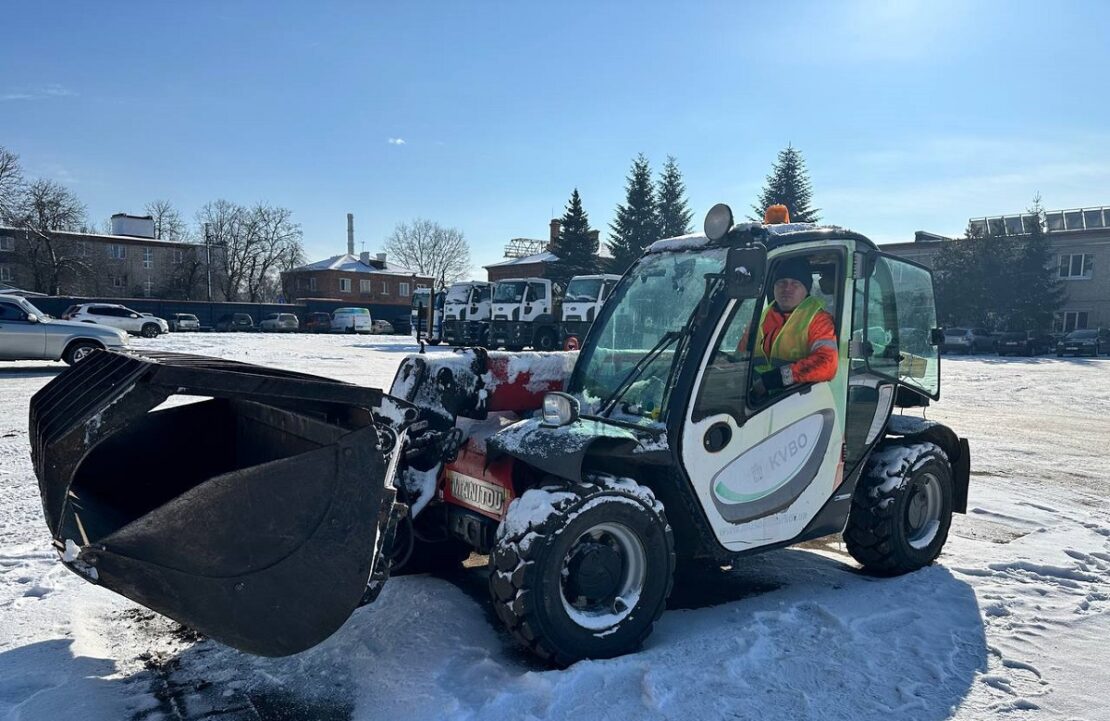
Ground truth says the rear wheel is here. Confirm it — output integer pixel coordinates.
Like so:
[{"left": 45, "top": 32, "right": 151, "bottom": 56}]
[
  {"left": 844, "top": 441, "right": 953, "bottom": 575},
  {"left": 62, "top": 340, "right": 101, "bottom": 365},
  {"left": 489, "top": 475, "right": 674, "bottom": 666}
]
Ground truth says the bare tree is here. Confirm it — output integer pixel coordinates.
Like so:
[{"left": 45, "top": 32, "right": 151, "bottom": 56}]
[
  {"left": 145, "top": 199, "right": 188, "bottom": 240},
  {"left": 384, "top": 219, "right": 471, "bottom": 287},
  {"left": 0, "top": 146, "right": 22, "bottom": 222},
  {"left": 8, "top": 179, "right": 89, "bottom": 294},
  {"left": 197, "top": 200, "right": 303, "bottom": 302}
]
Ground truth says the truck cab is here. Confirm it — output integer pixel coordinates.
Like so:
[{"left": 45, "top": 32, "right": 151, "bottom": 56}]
[
  {"left": 443, "top": 281, "right": 492, "bottom": 346},
  {"left": 489, "top": 277, "right": 562, "bottom": 351},
  {"left": 560, "top": 273, "right": 621, "bottom": 347}
]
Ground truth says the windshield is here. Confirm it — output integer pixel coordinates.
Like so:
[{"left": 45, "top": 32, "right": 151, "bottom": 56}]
[
  {"left": 1068, "top": 330, "right": 1097, "bottom": 339},
  {"left": 945, "top": 328, "right": 968, "bottom": 336},
  {"left": 569, "top": 249, "right": 726, "bottom": 427},
  {"left": 411, "top": 290, "right": 430, "bottom": 311},
  {"left": 494, "top": 282, "right": 526, "bottom": 303},
  {"left": 445, "top": 284, "right": 471, "bottom": 304},
  {"left": 565, "top": 278, "right": 604, "bottom": 302}
]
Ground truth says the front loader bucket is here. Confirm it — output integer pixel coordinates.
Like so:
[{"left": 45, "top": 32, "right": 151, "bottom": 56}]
[{"left": 29, "top": 350, "right": 412, "bottom": 657}]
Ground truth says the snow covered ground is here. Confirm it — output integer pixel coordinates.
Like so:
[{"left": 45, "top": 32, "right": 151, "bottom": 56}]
[{"left": 1, "top": 333, "right": 1108, "bottom": 721}]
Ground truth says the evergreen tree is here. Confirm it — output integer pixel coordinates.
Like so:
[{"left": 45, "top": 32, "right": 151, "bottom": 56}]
[
  {"left": 607, "top": 154, "right": 660, "bottom": 274},
  {"left": 656, "top": 155, "right": 693, "bottom": 239},
  {"left": 549, "top": 188, "right": 599, "bottom": 286},
  {"left": 933, "top": 194, "right": 1063, "bottom": 332},
  {"left": 1007, "top": 194, "right": 1065, "bottom": 331},
  {"left": 750, "top": 144, "right": 820, "bottom": 223}
]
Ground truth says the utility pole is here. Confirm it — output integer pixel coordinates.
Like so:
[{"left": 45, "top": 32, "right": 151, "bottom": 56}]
[{"left": 204, "top": 222, "right": 212, "bottom": 301}]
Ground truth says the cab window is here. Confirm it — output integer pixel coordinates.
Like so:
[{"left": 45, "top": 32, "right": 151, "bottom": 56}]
[
  {"left": 527, "top": 283, "right": 547, "bottom": 301},
  {"left": 0, "top": 301, "right": 27, "bottom": 321}
]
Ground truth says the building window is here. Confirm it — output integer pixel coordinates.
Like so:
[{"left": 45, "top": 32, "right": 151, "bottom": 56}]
[
  {"left": 113, "top": 275, "right": 125, "bottom": 288},
  {"left": 0, "top": 235, "right": 13, "bottom": 252},
  {"left": 143, "top": 279, "right": 154, "bottom": 297},
  {"left": 399, "top": 282, "right": 410, "bottom": 297},
  {"left": 339, "top": 277, "right": 351, "bottom": 293},
  {"left": 360, "top": 279, "right": 372, "bottom": 293},
  {"left": 381, "top": 280, "right": 388, "bottom": 295},
  {"left": 143, "top": 248, "right": 154, "bottom": 269},
  {"left": 309, "top": 277, "right": 317, "bottom": 291},
  {"left": 109, "top": 244, "right": 126, "bottom": 260},
  {"left": 172, "top": 249, "right": 184, "bottom": 264},
  {"left": 1058, "top": 254, "right": 1093, "bottom": 279},
  {"left": 0, "top": 265, "right": 11, "bottom": 282},
  {"left": 1057, "top": 311, "right": 1089, "bottom": 332},
  {"left": 77, "top": 240, "right": 88, "bottom": 256}
]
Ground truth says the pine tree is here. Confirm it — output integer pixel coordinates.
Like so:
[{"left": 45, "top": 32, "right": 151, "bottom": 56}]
[
  {"left": 750, "top": 144, "right": 820, "bottom": 223},
  {"left": 1007, "top": 194, "right": 1065, "bottom": 331},
  {"left": 549, "top": 188, "right": 599, "bottom": 286},
  {"left": 607, "top": 154, "right": 660, "bottom": 274},
  {"left": 656, "top": 155, "right": 693, "bottom": 239}
]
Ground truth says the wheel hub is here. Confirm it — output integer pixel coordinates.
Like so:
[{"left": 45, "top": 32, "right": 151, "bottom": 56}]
[{"left": 565, "top": 541, "right": 622, "bottom": 601}]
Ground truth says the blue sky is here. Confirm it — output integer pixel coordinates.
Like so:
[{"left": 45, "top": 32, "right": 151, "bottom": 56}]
[{"left": 3, "top": 1, "right": 1109, "bottom": 272}]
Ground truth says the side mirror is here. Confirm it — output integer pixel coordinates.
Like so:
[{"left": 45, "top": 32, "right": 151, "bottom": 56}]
[
  {"left": 725, "top": 244, "right": 767, "bottom": 299},
  {"left": 26, "top": 313, "right": 39, "bottom": 323},
  {"left": 130, "top": 313, "right": 140, "bottom": 319}
]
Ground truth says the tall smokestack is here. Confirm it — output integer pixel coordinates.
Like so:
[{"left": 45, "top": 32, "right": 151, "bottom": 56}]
[{"left": 347, "top": 213, "right": 355, "bottom": 256}]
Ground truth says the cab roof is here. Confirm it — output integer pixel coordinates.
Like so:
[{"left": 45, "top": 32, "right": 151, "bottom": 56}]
[{"left": 647, "top": 223, "right": 877, "bottom": 255}]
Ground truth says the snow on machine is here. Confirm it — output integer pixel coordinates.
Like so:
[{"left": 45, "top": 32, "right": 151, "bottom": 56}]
[{"left": 31, "top": 203, "right": 970, "bottom": 666}]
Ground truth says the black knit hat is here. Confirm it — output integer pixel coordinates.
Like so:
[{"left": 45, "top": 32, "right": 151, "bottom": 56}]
[{"left": 771, "top": 257, "right": 812, "bottom": 290}]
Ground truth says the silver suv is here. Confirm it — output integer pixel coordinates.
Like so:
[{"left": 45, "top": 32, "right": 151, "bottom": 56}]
[
  {"left": 63, "top": 303, "right": 169, "bottom": 338},
  {"left": 0, "top": 294, "right": 129, "bottom": 364}
]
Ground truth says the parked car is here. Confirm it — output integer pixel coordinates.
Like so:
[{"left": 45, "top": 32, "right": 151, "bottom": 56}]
[
  {"left": 330, "top": 307, "right": 372, "bottom": 334},
  {"left": 215, "top": 313, "right": 255, "bottom": 332},
  {"left": 304, "top": 312, "right": 333, "bottom": 333},
  {"left": 996, "top": 330, "right": 1055, "bottom": 356},
  {"left": 168, "top": 313, "right": 201, "bottom": 332},
  {"left": 62, "top": 303, "right": 169, "bottom": 338},
  {"left": 260, "top": 313, "right": 300, "bottom": 332},
  {"left": 371, "top": 319, "right": 394, "bottom": 335},
  {"left": 940, "top": 327, "right": 995, "bottom": 354},
  {"left": 0, "top": 294, "right": 129, "bottom": 364},
  {"left": 1056, "top": 329, "right": 1105, "bottom": 357}
]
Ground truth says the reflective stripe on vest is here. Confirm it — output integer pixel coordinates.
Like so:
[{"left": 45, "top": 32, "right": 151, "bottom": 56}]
[{"left": 755, "top": 295, "right": 826, "bottom": 373}]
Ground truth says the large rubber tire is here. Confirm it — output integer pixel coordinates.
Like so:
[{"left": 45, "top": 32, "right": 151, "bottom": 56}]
[
  {"left": 534, "top": 327, "right": 558, "bottom": 352},
  {"left": 845, "top": 441, "right": 954, "bottom": 575},
  {"left": 140, "top": 323, "right": 160, "bottom": 338},
  {"left": 489, "top": 475, "right": 675, "bottom": 666},
  {"left": 62, "top": 340, "right": 101, "bottom": 365}
]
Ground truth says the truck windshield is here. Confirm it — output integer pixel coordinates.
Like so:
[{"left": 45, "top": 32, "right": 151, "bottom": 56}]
[
  {"left": 411, "top": 290, "right": 430, "bottom": 312},
  {"left": 494, "top": 282, "right": 526, "bottom": 303},
  {"left": 565, "top": 278, "right": 604, "bottom": 302},
  {"left": 569, "top": 249, "right": 726, "bottom": 427},
  {"left": 445, "top": 285, "right": 470, "bottom": 304}
]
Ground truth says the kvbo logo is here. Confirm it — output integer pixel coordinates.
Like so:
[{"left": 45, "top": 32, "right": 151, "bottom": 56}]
[{"left": 768, "top": 432, "right": 809, "bottom": 470}]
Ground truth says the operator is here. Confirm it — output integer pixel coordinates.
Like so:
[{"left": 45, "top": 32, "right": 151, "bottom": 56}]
[{"left": 747, "top": 256, "right": 838, "bottom": 399}]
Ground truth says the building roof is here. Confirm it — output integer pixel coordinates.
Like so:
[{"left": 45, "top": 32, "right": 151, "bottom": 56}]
[
  {"left": 484, "top": 251, "right": 559, "bottom": 269},
  {"left": 288, "top": 253, "right": 419, "bottom": 277},
  {"left": 0, "top": 225, "right": 199, "bottom": 248}
]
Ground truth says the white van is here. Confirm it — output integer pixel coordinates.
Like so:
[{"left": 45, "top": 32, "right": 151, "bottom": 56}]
[{"left": 331, "top": 307, "right": 372, "bottom": 334}]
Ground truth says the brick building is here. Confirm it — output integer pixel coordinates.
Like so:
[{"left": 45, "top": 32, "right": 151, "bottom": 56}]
[
  {"left": 881, "top": 205, "right": 1110, "bottom": 332},
  {"left": 0, "top": 213, "right": 207, "bottom": 299},
  {"left": 281, "top": 251, "right": 431, "bottom": 310},
  {"left": 483, "top": 219, "right": 603, "bottom": 283}
]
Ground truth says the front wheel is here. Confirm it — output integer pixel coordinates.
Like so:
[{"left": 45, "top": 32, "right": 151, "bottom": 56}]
[
  {"left": 489, "top": 475, "right": 674, "bottom": 666},
  {"left": 845, "top": 441, "right": 954, "bottom": 575},
  {"left": 63, "top": 340, "right": 101, "bottom": 365},
  {"left": 140, "top": 323, "right": 160, "bottom": 338},
  {"left": 534, "top": 327, "right": 558, "bottom": 351}
]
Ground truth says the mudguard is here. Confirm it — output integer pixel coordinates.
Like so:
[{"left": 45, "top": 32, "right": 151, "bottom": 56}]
[
  {"left": 487, "top": 417, "right": 669, "bottom": 482},
  {"left": 30, "top": 350, "right": 412, "bottom": 656}
]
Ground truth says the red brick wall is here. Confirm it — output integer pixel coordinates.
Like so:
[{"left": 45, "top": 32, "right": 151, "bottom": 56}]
[{"left": 282, "top": 269, "right": 432, "bottom": 305}]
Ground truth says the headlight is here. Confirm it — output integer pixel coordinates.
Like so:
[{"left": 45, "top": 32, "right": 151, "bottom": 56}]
[{"left": 542, "top": 392, "right": 579, "bottom": 427}]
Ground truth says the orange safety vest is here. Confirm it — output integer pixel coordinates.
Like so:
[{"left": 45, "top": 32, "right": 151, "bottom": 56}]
[{"left": 754, "top": 295, "right": 826, "bottom": 373}]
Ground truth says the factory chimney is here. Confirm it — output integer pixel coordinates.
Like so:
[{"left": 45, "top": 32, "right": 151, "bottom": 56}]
[{"left": 347, "top": 213, "right": 355, "bottom": 256}]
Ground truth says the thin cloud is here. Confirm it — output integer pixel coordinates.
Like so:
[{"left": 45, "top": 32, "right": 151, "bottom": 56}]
[
  {"left": 0, "top": 84, "right": 77, "bottom": 102},
  {"left": 387, "top": 137, "right": 406, "bottom": 145}
]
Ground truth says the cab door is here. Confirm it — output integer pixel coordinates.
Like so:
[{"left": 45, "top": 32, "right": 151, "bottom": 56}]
[
  {"left": 0, "top": 301, "right": 46, "bottom": 360},
  {"left": 679, "top": 247, "right": 849, "bottom": 552}
]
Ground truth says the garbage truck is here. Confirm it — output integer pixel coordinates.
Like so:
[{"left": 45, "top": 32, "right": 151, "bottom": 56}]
[
  {"left": 559, "top": 273, "right": 621, "bottom": 349},
  {"left": 488, "top": 277, "right": 562, "bottom": 351},
  {"left": 31, "top": 203, "right": 970, "bottom": 666},
  {"left": 442, "top": 280, "right": 492, "bottom": 346}
]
